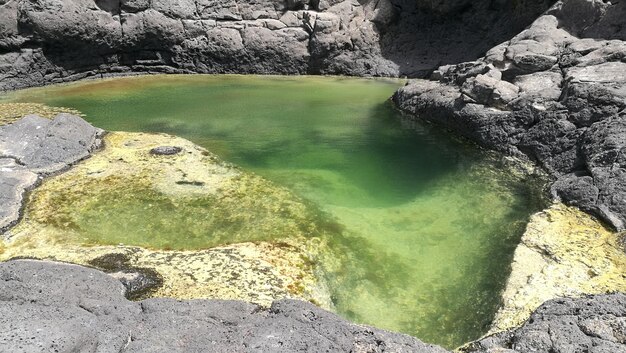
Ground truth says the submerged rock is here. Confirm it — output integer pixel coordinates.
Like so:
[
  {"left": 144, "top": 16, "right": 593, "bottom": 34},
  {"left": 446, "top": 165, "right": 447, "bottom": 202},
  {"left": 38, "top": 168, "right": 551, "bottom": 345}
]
[
  {"left": 1, "top": 129, "right": 335, "bottom": 307},
  {"left": 0, "top": 103, "right": 83, "bottom": 126},
  {"left": 0, "top": 259, "right": 448, "bottom": 353}
]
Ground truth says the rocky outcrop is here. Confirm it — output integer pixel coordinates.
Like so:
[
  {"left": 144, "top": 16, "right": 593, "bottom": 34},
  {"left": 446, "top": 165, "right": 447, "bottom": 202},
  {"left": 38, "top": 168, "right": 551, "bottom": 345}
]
[
  {"left": 393, "top": 0, "right": 626, "bottom": 230},
  {"left": 0, "top": 0, "right": 553, "bottom": 90},
  {"left": 0, "top": 259, "right": 448, "bottom": 353},
  {"left": 463, "top": 294, "right": 626, "bottom": 353},
  {"left": 0, "top": 114, "right": 103, "bottom": 231},
  {"left": 0, "top": 126, "right": 338, "bottom": 307}
]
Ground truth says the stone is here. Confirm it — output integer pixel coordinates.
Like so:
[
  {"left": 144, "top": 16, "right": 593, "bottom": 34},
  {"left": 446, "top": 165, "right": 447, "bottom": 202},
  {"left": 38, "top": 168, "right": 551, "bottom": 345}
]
[
  {"left": 0, "top": 158, "right": 38, "bottom": 232},
  {"left": 461, "top": 74, "right": 520, "bottom": 109},
  {"left": 149, "top": 145, "right": 183, "bottom": 155},
  {"left": 393, "top": 0, "right": 626, "bottom": 230},
  {"left": 0, "top": 259, "right": 448, "bottom": 353},
  {"left": 465, "top": 294, "right": 626, "bottom": 353},
  {"left": 0, "top": 114, "right": 104, "bottom": 174},
  {"left": 0, "top": 0, "right": 555, "bottom": 89},
  {"left": 0, "top": 114, "right": 102, "bottom": 233}
]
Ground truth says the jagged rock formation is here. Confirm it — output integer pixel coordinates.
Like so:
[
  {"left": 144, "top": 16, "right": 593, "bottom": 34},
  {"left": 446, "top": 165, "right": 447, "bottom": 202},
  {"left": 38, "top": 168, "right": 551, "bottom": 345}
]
[
  {"left": 0, "top": 114, "right": 103, "bottom": 231},
  {"left": 393, "top": 0, "right": 626, "bottom": 230},
  {"left": 0, "top": 259, "right": 448, "bottom": 353},
  {"left": 463, "top": 294, "right": 626, "bottom": 353},
  {"left": 0, "top": 0, "right": 553, "bottom": 90}
]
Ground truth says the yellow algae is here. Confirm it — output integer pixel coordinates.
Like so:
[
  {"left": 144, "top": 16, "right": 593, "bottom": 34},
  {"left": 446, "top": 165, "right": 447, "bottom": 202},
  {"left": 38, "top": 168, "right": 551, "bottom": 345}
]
[
  {"left": 1, "top": 130, "right": 335, "bottom": 307},
  {"left": 489, "top": 203, "right": 626, "bottom": 333},
  {"left": 0, "top": 103, "right": 83, "bottom": 125},
  {"left": 0, "top": 239, "right": 331, "bottom": 307},
  {"left": 6, "top": 131, "right": 324, "bottom": 250}
]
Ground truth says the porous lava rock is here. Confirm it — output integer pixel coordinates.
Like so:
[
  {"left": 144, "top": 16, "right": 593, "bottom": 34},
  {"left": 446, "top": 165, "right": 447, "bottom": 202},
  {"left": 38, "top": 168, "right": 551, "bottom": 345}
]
[
  {"left": 0, "top": 259, "right": 448, "bottom": 353},
  {"left": 393, "top": 0, "right": 626, "bottom": 230}
]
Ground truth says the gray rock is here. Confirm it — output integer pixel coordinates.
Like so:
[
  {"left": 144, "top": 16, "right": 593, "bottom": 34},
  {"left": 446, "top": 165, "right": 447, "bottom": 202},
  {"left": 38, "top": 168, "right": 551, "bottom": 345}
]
[
  {"left": 149, "top": 146, "right": 183, "bottom": 155},
  {"left": 0, "top": 259, "right": 449, "bottom": 353},
  {"left": 0, "top": 114, "right": 103, "bottom": 234},
  {"left": 0, "top": 0, "right": 554, "bottom": 90},
  {"left": 393, "top": 0, "right": 626, "bottom": 230},
  {"left": 0, "top": 158, "right": 38, "bottom": 232},
  {"left": 464, "top": 294, "right": 626, "bottom": 353},
  {"left": 0, "top": 114, "right": 103, "bottom": 174}
]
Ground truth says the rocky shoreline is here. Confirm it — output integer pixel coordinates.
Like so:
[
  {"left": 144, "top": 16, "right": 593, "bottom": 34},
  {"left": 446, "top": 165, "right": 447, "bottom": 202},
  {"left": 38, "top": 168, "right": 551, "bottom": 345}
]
[
  {"left": 2, "top": 258, "right": 626, "bottom": 352},
  {"left": 392, "top": 0, "right": 626, "bottom": 231},
  {"left": 1, "top": 0, "right": 626, "bottom": 351}
]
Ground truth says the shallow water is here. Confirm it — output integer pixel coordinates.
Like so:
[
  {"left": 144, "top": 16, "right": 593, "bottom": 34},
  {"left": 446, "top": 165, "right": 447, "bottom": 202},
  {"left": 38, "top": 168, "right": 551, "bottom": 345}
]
[{"left": 4, "top": 75, "right": 544, "bottom": 348}]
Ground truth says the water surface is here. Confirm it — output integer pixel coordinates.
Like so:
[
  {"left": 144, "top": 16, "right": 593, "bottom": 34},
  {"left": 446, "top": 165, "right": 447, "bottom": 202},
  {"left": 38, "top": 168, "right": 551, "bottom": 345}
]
[{"left": 4, "top": 75, "right": 544, "bottom": 348}]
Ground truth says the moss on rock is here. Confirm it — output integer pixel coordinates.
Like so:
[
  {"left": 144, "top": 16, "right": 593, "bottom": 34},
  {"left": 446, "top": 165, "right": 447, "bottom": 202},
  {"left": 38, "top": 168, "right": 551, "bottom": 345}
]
[
  {"left": 490, "top": 203, "right": 626, "bottom": 333},
  {"left": 0, "top": 131, "right": 333, "bottom": 307}
]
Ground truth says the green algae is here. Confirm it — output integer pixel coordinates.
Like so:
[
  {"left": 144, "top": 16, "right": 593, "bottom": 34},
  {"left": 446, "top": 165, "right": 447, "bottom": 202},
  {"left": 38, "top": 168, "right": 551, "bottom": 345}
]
[
  {"left": 0, "top": 102, "right": 83, "bottom": 125},
  {"left": 4, "top": 75, "right": 547, "bottom": 348},
  {"left": 13, "top": 132, "right": 324, "bottom": 251}
]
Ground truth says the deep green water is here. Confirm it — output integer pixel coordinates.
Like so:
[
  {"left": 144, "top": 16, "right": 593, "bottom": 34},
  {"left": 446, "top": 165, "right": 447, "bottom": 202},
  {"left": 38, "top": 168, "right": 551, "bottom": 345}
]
[{"left": 4, "top": 75, "right": 544, "bottom": 348}]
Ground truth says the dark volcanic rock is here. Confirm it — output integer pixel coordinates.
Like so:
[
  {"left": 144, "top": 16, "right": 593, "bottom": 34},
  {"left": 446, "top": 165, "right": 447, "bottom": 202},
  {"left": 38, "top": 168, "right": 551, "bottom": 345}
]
[
  {"left": 0, "top": 259, "right": 448, "bottom": 353},
  {"left": 0, "top": 114, "right": 103, "bottom": 232},
  {"left": 463, "top": 294, "right": 626, "bottom": 353},
  {"left": 0, "top": 0, "right": 554, "bottom": 90},
  {"left": 149, "top": 145, "right": 183, "bottom": 155},
  {"left": 393, "top": 0, "right": 626, "bottom": 230}
]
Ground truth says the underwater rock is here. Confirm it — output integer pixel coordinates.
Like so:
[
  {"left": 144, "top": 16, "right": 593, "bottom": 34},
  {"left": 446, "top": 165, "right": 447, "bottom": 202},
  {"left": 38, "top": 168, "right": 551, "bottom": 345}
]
[
  {"left": 0, "top": 103, "right": 83, "bottom": 126},
  {"left": 393, "top": 0, "right": 626, "bottom": 230},
  {"left": 0, "top": 259, "right": 448, "bottom": 353},
  {"left": 489, "top": 203, "right": 626, "bottom": 333},
  {"left": 463, "top": 294, "right": 626, "bottom": 353},
  {"left": 149, "top": 145, "right": 183, "bottom": 155},
  {"left": 1, "top": 130, "right": 334, "bottom": 307}
]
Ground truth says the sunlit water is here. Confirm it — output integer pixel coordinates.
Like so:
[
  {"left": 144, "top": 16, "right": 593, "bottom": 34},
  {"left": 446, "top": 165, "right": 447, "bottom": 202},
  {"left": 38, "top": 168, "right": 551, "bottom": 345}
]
[{"left": 4, "top": 75, "right": 545, "bottom": 348}]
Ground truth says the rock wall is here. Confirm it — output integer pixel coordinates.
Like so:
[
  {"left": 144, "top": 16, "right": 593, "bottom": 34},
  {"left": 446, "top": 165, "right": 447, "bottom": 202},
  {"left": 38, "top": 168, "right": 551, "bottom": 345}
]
[
  {"left": 0, "top": 0, "right": 553, "bottom": 90},
  {"left": 393, "top": 0, "right": 626, "bottom": 230}
]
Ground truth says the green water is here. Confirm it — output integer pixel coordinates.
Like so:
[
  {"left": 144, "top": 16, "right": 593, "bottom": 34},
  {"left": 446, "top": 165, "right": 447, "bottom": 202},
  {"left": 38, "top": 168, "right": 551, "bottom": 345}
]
[{"left": 4, "top": 75, "right": 544, "bottom": 348}]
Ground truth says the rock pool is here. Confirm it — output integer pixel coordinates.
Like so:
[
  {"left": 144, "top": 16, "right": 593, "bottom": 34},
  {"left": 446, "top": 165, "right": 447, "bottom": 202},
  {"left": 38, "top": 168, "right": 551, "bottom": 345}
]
[{"left": 3, "top": 75, "right": 545, "bottom": 348}]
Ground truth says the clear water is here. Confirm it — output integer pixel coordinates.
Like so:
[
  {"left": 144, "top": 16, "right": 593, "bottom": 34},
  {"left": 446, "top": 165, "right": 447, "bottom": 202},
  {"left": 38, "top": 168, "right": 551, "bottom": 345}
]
[{"left": 4, "top": 75, "right": 544, "bottom": 348}]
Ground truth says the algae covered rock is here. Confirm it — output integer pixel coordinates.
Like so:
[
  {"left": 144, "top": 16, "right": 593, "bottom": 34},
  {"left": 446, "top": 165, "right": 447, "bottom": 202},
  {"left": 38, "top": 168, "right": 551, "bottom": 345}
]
[
  {"left": 1, "top": 130, "right": 336, "bottom": 307},
  {"left": 489, "top": 203, "right": 626, "bottom": 333}
]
